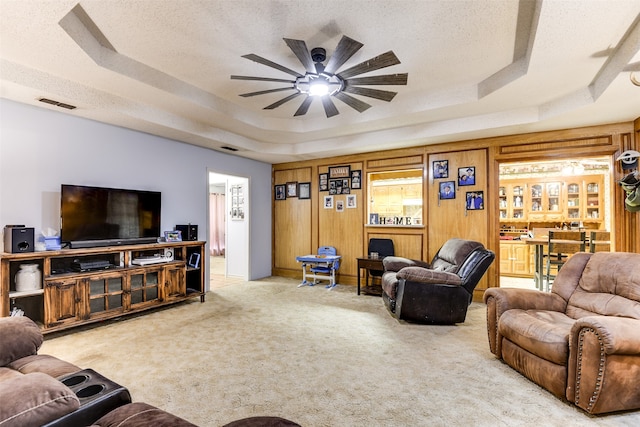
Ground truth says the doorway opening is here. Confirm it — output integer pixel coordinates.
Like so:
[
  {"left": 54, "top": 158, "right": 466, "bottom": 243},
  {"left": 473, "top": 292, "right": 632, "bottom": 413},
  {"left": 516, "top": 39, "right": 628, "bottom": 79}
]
[
  {"left": 498, "top": 156, "right": 613, "bottom": 290},
  {"left": 208, "top": 171, "right": 250, "bottom": 289}
]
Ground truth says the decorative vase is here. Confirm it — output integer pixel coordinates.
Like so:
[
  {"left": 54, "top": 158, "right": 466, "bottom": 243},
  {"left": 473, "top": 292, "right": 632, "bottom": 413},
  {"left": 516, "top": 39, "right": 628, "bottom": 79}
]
[{"left": 15, "top": 264, "right": 42, "bottom": 292}]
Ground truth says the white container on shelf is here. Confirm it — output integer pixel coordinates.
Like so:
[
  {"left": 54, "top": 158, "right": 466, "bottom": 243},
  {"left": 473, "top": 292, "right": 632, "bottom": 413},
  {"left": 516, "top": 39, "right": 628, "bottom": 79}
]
[{"left": 15, "top": 264, "right": 42, "bottom": 292}]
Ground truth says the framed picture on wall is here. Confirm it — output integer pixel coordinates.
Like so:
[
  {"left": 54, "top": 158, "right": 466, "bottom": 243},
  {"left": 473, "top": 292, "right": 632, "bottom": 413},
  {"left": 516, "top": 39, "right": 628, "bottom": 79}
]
[
  {"left": 346, "top": 194, "right": 357, "bottom": 208},
  {"left": 319, "top": 173, "right": 329, "bottom": 191},
  {"left": 298, "top": 182, "right": 311, "bottom": 199},
  {"left": 336, "top": 200, "right": 345, "bottom": 212},
  {"left": 466, "top": 191, "right": 484, "bottom": 210},
  {"left": 439, "top": 181, "right": 456, "bottom": 199},
  {"left": 458, "top": 167, "right": 475, "bottom": 186},
  {"left": 329, "top": 165, "right": 350, "bottom": 179},
  {"left": 433, "top": 160, "right": 449, "bottom": 178},
  {"left": 351, "top": 170, "right": 361, "bottom": 189},
  {"left": 286, "top": 181, "right": 298, "bottom": 198},
  {"left": 324, "top": 195, "right": 334, "bottom": 209},
  {"left": 274, "top": 184, "right": 286, "bottom": 200}
]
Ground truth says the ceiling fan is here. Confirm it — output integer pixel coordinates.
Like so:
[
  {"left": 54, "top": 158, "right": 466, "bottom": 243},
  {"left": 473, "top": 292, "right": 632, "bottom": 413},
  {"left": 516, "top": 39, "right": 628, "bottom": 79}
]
[{"left": 231, "top": 35, "right": 408, "bottom": 118}]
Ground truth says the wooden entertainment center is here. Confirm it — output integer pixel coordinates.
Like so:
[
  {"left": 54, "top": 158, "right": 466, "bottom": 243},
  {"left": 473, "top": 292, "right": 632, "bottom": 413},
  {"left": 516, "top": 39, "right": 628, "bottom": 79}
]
[{"left": 0, "top": 241, "right": 205, "bottom": 333}]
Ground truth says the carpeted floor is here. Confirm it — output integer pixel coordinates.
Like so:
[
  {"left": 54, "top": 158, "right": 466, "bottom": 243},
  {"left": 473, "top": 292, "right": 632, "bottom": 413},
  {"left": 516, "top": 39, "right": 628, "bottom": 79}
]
[{"left": 41, "top": 277, "right": 640, "bottom": 426}]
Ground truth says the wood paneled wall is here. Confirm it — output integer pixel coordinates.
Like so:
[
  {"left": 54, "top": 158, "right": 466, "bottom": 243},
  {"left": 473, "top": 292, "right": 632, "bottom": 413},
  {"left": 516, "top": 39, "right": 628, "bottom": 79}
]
[{"left": 273, "top": 121, "right": 637, "bottom": 300}]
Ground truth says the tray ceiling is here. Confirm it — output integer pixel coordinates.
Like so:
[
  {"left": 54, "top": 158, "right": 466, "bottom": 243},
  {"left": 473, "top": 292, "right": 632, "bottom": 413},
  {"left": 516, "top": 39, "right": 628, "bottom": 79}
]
[{"left": 1, "top": 0, "right": 639, "bottom": 164}]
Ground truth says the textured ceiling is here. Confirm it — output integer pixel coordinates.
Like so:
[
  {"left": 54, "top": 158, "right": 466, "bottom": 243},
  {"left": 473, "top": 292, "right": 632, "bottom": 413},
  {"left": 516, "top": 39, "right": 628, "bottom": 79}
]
[{"left": 1, "top": 0, "right": 640, "bottom": 164}]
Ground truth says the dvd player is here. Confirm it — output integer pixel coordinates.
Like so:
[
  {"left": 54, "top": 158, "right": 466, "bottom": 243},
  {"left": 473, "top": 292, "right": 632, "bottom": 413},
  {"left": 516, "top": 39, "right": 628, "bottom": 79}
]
[
  {"left": 131, "top": 256, "right": 169, "bottom": 266},
  {"left": 71, "top": 260, "right": 112, "bottom": 271}
]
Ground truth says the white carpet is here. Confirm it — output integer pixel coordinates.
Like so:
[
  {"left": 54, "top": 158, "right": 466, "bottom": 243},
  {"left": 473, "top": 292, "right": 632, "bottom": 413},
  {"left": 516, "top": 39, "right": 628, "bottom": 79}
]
[{"left": 41, "top": 277, "right": 640, "bottom": 426}]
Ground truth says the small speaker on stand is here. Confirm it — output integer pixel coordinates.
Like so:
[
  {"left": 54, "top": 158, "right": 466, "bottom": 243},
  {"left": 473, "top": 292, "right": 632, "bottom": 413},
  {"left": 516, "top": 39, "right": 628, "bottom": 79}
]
[
  {"left": 175, "top": 224, "right": 198, "bottom": 241},
  {"left": 4, "top": 225, "right": 35, "bottom": 253}
]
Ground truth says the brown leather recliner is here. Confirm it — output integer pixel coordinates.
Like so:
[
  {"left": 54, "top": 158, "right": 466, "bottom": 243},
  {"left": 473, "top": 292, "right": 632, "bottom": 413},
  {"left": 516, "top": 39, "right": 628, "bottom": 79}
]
[
  {"left": 484, "top": 251, "right": 640, "bottom": 414},
  {"left": 381, "top": 238, "right": 494, "bottom": 324}
]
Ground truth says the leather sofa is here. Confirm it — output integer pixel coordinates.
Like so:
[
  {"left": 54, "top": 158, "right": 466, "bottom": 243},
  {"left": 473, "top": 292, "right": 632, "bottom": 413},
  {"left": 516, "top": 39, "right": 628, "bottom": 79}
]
[
  {"left": 484, "top": 251, "right": 640, "bottom": 414},
  {"left": 0, "top": 316, "right": 196, "bottom": 426},
  {"left": 381, "top": 238, "right": 495, "bottom": 324}
]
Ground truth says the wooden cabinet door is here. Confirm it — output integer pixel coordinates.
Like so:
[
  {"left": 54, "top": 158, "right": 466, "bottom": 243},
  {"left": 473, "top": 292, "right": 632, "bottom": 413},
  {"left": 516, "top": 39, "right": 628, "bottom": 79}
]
[
  {"left": 163, "top": 265, "right": 186, "bottom": 301},
  {"left": 499, "top": 243, "right": 513, "bottom": 274},
  {"left": 512, "top": 244, "right": 530, "bottom": 276},
  {"left": 44, "top": 278, "right": 86, "bottom": 328}
]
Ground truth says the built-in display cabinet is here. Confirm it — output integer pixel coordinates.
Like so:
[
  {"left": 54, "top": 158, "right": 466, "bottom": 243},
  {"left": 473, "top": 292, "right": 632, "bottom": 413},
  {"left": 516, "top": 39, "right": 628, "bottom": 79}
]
[
  {"left": 0, "top": 241, "right": 205, "bottom": 333},
  {"left": 499, "top": 175, "right": 604, "bottom": 225}
]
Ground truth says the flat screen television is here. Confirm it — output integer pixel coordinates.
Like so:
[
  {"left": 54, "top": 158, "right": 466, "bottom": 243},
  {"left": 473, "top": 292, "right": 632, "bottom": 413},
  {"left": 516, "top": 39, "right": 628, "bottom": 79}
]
[{"left": 61, "top": 184, "right": 161, "bottom": 248}]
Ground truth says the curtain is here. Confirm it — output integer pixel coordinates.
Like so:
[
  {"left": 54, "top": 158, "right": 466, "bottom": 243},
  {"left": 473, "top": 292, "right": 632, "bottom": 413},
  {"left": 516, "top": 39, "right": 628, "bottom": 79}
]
[{"left": 209, "top": 193, "right": 226, "bottom": 256}]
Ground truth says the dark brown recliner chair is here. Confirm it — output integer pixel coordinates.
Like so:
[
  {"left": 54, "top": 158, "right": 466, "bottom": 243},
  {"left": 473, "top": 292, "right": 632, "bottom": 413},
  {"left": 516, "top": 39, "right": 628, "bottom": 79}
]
[{"left": 381, "top": 238, "right": 494, "bottom": 324}]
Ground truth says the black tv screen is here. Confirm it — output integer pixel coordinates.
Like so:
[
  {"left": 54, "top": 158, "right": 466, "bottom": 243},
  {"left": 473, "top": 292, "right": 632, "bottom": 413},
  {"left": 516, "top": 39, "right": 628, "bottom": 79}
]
[{"left": 61, "top": 184, "right": 161, "bottom": 248}]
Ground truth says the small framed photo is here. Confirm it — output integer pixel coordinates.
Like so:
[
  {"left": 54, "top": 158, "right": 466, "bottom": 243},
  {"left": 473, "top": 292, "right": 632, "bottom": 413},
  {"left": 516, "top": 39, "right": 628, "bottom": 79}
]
[
  {"left": 351, "top": 170, "right": 361, "bottom": 189},
  {"left": 466, "top": 191, "right": 484, "bottom": 210},
  {"left": 298, "top": 182, "right": 311, "bottom": 199},
  {"left": 324, "top": 195, "right": 334, "bottom": 209},
  {"left": 346, "top": 194, "right": 357, "bottom": 208},
  {"left": 319, "top": 173, "right": 329, "bottom": 191},
  {"left": 336, "top": 200, "right": 345, "bottom": 212},
  {"left": 439, "top": 181, "right": 456, "bottom": 199},
  {"left": 275, "top": 184, "right": 286, "bottom": 200},
  {"left": 286, "top": 182, "right": 298, "bottom": 198},
  {"left": 369, "top": 213, "right": 379, "bottom": 224},
  {"left": 187, "top": 252, "right": 201, "bottom": 269},
  {"left": 458, "top": 167, "right": 476, "bottom": 186},
  {"left": 433, "top": 160, "right": 449, "bottom": 179},
  {"left": 164, "top": 230, "right": 182, "bottom": 242}
]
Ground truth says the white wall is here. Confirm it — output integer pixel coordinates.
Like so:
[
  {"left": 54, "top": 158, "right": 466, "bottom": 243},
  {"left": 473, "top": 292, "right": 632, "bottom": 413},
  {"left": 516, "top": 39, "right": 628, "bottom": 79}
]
[{"left": 0, "top": 99, "right": 272, "bottom": 280}]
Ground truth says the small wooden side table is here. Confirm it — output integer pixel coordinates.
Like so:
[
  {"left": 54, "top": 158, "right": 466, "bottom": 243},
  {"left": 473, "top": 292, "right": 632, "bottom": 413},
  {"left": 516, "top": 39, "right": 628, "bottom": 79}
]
[{"left": 356, "top": 257, "right": 384, "bottom": 296}]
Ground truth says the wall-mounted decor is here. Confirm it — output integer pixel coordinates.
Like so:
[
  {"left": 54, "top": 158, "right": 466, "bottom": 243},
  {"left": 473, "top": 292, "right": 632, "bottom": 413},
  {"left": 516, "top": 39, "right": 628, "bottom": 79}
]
[
  {"left": 286, "top": 181, "right": 298, "bottom": 198},
  {"left": 329, "top": 165, "right": 351, "bottom": 179},
  {"left": 231, "top": 184, "right": 245, "bottom": 220},
  {"left": 433, "top": 160, "right": 449, "bottom": 178},
  {"left": 439, "top": 181, "right": 455, "bottom": 199},
  {"left": 298, "top": 182, "right": 311, "bottom": 199},
  {"left": 458, "top": 167, "right": 475, "bottom": 186},
  {"left": 329, "top": 178, "right": 350, "bottom": 195},
  {"left": 351, "top": 170, "right": 361, "bottom": 189},
  {"left": 324, "top": 195, "right": 334, "bottom": 209},
  {"left": 346, "top": 194, "right": 357, "bottom": 208},
  {"left": 319, "top": 173, "right": 329, "bottom": 191},
  {"left": 336, "top": 200, "right": 345, "bottom": 212},
  {"left": 466, "top": 191, "right": 484, "bottom": 210},
  {"left": 275, "top": 184, "right": 286, "bottom": 200}
]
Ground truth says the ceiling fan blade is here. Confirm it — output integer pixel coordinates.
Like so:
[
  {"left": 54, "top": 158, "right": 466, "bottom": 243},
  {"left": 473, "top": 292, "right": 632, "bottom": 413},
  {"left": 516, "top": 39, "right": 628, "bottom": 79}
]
[
  {"left": 324, "top": 35, "right": 364, "bottom": 74},
  {"left": 242, "top": 53, "right": 303, "bottom": 78},
  {"left": 231, "top": 75, "right": 296, "bottom": 84},
  {"left": 239, "top": 87, "right": 295, "bottom": 97},
  {"left": 345, "top": 73, "right": 408, "bottom": 86},
  {"left": 321, "top": 95, "right": 339, "bottom": 118},
  {"left": 343, "top": 86, "right": 397, "bottom": 102},
  {"left": 333, "top": 92, "right": 372, "bottom": 113},
  {"left": 264, "top": 92, "right": 302, "bottom": 110},
  {"left": 294, "top": 96, "right": 314, "bottom": 116},
  {"left": 337, "top": 51, "right": 401, "bottom": 79},
  {"left": 283, "top": 38, "right": 316, "bottom": 74}
]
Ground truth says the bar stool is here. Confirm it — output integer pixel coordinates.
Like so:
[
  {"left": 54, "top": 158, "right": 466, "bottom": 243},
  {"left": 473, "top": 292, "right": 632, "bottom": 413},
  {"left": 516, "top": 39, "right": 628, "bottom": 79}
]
[
  {"left": 589, "top": 231, "right": 611, "bottom": 253},
  {"left": 545, "top": 230, "right": 586, "bottom": 291}
]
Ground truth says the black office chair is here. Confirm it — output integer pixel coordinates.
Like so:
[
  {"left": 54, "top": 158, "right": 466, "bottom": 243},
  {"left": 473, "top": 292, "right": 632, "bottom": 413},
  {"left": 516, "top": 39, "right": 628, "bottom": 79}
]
[{"left": 367, "top": 238, "right": 395, "bottom": 287}]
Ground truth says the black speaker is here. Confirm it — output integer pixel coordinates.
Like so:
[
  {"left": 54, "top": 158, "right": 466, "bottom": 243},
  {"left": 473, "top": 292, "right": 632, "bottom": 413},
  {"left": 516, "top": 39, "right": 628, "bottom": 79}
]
[
  {"left": 175, "top": 224, "right": 198, "bottom": 241},
  {"left": 4, "top": 226, "right": 35, "bottom": 253}
]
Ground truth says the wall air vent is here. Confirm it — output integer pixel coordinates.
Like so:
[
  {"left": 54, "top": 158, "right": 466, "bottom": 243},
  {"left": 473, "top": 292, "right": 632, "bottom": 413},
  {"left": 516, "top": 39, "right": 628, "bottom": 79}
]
[
  {"left": 38, "top": 98, "right": 77, "bottom": 110},
  {"left": 221, "top": 146, "right": 239, "bottom": 152}
]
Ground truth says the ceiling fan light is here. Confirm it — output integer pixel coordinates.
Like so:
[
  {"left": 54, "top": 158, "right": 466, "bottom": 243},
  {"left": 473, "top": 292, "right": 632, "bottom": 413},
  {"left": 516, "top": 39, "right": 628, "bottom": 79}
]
[{"left": 309, "top": 80, "right": 329, "bottom": 96}]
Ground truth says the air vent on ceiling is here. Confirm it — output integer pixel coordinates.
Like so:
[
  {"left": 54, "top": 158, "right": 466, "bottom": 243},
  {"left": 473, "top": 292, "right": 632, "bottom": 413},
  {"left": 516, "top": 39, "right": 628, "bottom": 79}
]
[
  {"left": 38, "top": 98, "right": 77, "bottom": 110},
  {"left": 221, "top": 146, "right": 239, "bottom": 152}
]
